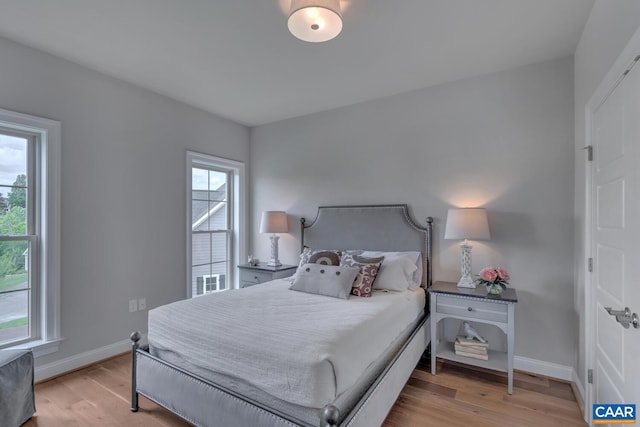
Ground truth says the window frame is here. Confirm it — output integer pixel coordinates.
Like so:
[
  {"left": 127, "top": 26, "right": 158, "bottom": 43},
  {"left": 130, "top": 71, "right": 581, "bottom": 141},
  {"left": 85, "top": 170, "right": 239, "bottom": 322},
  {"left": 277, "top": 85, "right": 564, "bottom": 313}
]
[
  {"left": 0, "top": 108, "right": 61, "bottom": 356},
  {"left": 202, "top": 273, "right": 227, "bottom": 294},
  {"left": 186, "top": 151, "right": 246, "bottom": 297}
]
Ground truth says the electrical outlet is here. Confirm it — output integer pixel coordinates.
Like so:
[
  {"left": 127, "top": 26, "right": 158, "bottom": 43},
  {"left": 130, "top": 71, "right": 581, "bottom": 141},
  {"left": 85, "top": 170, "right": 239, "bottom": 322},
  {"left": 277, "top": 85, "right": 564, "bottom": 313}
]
[
  {"left": 138, "top": 298, "right": 146, "bottom": 310},
  {"left": 129, "top": 299, "right": 138, "bottom": 313}
]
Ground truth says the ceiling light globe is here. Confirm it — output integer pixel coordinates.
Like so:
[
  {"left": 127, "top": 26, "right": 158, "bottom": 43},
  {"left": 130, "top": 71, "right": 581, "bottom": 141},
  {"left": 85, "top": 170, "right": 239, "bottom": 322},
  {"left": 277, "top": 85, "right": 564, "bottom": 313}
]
[{"left": 288, "top": 0, "right": 343, "bottom": 43}]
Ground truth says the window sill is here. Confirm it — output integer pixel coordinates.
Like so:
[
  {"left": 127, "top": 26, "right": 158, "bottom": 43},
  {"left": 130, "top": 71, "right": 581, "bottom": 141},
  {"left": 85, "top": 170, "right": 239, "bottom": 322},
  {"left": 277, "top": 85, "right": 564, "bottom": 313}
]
[{"left": 10, "top": 337, "right": 64, "bottom": 358}]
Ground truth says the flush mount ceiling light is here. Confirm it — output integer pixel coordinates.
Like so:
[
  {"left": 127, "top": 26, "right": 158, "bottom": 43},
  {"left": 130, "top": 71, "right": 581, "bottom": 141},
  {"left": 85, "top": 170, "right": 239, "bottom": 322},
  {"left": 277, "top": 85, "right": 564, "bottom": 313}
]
[{"left": 288, "top": 0, "right": 343, "bottom": 43}]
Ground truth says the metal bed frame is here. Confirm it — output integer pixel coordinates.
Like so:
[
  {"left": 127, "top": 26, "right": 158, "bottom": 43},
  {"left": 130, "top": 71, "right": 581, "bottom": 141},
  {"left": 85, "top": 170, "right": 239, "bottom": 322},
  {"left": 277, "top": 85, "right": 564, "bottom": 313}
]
[{"left": 131, "top": 204, "right": 433, "bottom": 427}]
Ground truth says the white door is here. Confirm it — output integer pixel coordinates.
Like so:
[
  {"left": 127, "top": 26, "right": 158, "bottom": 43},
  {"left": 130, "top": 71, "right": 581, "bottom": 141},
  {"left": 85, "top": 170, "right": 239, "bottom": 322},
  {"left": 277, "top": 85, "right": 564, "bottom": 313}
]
[{"left": 590, "top": 55, "right": 640, "bottom": 423}]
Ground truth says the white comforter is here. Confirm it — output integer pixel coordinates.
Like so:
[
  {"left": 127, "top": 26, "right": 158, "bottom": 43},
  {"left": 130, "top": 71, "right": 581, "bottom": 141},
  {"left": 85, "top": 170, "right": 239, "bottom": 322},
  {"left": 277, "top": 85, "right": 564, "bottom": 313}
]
[{"left": 148, "top": 279, "right": 425, "bottom": 408}]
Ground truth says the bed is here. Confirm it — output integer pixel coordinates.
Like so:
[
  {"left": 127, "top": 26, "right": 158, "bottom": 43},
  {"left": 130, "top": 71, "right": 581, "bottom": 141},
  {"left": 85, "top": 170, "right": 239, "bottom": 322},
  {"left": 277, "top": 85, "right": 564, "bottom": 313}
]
[{"left": 130, "top": 204, "right": 433, "bottom": 427}]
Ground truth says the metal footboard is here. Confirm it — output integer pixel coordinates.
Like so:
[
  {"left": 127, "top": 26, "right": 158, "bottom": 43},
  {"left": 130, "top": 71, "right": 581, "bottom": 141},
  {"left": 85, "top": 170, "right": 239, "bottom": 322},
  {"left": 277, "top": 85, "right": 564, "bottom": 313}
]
[
  {"left": 130, "top": 315, "right": 429, "bottom": 427},
  {"left": 130, "top": 332, "right": 328, "bottom": 427}
]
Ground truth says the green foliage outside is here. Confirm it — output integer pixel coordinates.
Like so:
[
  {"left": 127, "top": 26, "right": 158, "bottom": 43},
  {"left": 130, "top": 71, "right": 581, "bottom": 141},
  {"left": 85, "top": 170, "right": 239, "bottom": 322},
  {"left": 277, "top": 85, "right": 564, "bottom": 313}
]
[
  {"left": 0, "top": 273, "right": 27, "bottom": 292},
  {"left": 0, "top": 317, "right": 28, "bottom": 330},
  {"left": 7, "top": 174, "right": 26, "bottom": 209},
  {"left": 0, "top": 206, "right": 26, "bottom": 235},
  {"left": 0, "top": 174, "right": 28, "bottom": 278}
]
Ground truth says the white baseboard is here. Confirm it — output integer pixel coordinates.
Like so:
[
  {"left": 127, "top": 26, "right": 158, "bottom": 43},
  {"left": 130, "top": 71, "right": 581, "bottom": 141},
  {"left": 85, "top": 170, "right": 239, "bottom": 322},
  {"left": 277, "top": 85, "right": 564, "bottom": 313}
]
[
  {"left": 514, "top": 355, "right": 574, "bottom": 381},
  {"left": 572, "top": 369, "right": 586, "bottom": 411},
  {"left": 34, "top": 333, "right": 147, "bottom": 382}
]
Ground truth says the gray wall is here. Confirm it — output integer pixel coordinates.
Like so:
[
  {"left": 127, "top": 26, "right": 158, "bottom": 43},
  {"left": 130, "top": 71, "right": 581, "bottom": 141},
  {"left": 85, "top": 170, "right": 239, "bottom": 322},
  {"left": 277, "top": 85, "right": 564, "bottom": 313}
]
[
  {"left": 0, "top": 36, "right": 250, "bottom": 366},
  {"left": 573, "top": 0, "right": 640, "bottom": 389},
  {"left": 251, "top": 57, "right": 576, "bottom": 367}
]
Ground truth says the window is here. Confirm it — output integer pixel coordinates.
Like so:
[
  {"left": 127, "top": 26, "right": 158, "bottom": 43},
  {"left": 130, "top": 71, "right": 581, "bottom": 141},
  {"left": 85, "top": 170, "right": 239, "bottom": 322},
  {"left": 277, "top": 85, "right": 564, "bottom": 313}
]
[
  {"left": 0, "top": 109, "right": 60, "bottom": 354},
  {"left": 187, "top": 152, "right": 245, "bottom": 297},
  {"left": 198, "top": 274, "right": 227, "bottom": 295}
]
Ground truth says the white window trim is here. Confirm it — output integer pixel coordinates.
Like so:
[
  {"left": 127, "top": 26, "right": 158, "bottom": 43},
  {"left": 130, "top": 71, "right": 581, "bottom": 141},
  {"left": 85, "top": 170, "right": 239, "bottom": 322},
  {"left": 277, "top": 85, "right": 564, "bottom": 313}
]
[
  {"left": 203, "top": 273, "right": 223, "bottom": 293},
  {"left": 186, "top": 151, "right": 246, "bottom": 297},
  {"left": 0, "top": 108, "right": 62, "bottom": 356}
]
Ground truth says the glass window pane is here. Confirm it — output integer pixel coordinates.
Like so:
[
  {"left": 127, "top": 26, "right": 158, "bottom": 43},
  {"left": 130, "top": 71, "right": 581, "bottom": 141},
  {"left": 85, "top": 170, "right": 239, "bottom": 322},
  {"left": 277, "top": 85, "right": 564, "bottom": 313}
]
[
  {"left": 208, "top": 170, "right": 227, "bottom": 201},
  {"left": 191, "top": 167, "right": 228, "bottom": 231},
  {"left": 208, "top": 201, "right": 227, "bottom": 230},
  {"left": 191, "top": 233, "right": 211, "bottom": 266},
  {"left": 191, "top": 199, "right": 210, "bottom": 226},
  {"left": 0, "top": 240, "right": 29, "bottom": 289},
  {"left": 191, "top": 266, "right": 228, "bottom": 296},
  {"left": 192, "top": 201, "right": 228, "bottom": 231},
  {"left": 0, "top": 203, "right": 27, "bottom": 236},
  {"left": 209, "top": 261, "right": 227, "bottom": 277},
  {"left": 0, "top": 134, "right": 27, "bottom": 188},
  {"left": 191, "top": 265, "right": 205, "bottom": 296},
  {"left": 191, "top": 233, "right": 229, "bottom": 266},
  {"left": 192, "top": 168, "right": 226, "bottom": 191},
  {"left": 210, "top": 233, "right": 229, "bottom": 264},
  {"left": 191, "top": 167, "right": 209, "bottom": 191},
  {"left": 0, "top": 289, "right": 29, "bottom": 345}
]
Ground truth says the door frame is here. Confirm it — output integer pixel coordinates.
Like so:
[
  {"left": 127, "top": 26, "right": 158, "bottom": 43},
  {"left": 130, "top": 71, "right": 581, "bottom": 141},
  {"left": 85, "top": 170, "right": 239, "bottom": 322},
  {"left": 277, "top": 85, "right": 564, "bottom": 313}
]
[{"left": 583, "top": 26, "right": 640, "bottom": 423}]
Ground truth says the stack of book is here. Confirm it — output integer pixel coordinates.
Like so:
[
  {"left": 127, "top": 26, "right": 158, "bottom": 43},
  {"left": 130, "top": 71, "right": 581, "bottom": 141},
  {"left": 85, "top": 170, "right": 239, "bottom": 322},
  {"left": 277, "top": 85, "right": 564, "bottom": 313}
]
[{"left": 454, "top": 335, "right": 489, "bottom": 360}]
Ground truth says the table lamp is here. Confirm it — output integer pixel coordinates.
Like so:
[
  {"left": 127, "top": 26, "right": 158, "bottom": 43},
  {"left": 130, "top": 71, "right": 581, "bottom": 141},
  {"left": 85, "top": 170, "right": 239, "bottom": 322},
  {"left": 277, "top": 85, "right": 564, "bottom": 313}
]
[
  {"left": 444, "top": 208, "right": 491, "bottom": 288},
  {"left": 260, "top": 211, "right": 288, "bottom": 266}
]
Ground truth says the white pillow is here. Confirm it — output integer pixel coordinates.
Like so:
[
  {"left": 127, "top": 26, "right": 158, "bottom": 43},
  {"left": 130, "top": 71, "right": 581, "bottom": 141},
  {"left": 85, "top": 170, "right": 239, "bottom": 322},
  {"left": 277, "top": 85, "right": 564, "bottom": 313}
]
[
  {"left": 361, "top": 251, "right": 419, "bottom": 291},
  {"left": 412, "top": 253, "right": 424, "bottom": 290},
  {"left": 360, "top": 251, "right": 420, "bottom": 291}
]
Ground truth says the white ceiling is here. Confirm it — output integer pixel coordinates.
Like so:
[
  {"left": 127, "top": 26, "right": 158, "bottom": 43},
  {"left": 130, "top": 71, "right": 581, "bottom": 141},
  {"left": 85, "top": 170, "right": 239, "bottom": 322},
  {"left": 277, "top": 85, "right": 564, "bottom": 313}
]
[{"left": 0, "top": 0, "right": 594, "bottom": 126}]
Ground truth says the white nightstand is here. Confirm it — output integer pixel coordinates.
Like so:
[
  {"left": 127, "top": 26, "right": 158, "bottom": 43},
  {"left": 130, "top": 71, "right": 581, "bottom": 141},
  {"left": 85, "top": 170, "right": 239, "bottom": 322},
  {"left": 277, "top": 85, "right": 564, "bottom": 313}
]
[
  {"left": 428, "top": 281, "right": 518, "bottom": 394},
  {"left": 237, "top": 263, "right": 297, "bottom": 288}
]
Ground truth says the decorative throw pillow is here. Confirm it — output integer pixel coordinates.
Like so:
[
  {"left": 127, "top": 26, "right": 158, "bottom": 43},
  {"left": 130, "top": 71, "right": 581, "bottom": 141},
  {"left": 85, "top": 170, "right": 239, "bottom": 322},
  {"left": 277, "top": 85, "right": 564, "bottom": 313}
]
[
  {"left": 296, "top": 248, "right": 342, "bottom": 276},
  {"left": 308, "top": 251, "right": 341, "bottom": 266},
  {"left": 290, "top": 264, "right": 360, "bottom": 299},
  {"left": 340, "top": 253, "right": 384, "bottom": 297},
  {"left": 299, "top": 248, "right": 342, "bottom": 264}
]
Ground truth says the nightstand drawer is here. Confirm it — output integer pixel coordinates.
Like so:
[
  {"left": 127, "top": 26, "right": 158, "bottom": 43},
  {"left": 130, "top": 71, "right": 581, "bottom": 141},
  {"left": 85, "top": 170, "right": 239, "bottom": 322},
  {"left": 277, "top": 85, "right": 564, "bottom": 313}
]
[
  {"left": 239, "top": 270, "right": 273, "bottom": 285},
  {"left": 237, "top": 263, "right": 297, "bottom": 288},
  {"left": 436, "top": 295, "right": 508, "bottom": 323}
]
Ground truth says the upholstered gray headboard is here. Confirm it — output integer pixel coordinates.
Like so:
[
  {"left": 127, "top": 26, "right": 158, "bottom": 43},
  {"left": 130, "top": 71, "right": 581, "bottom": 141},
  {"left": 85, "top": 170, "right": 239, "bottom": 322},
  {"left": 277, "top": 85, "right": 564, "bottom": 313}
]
[{"left": 300, "top": 205, "right": 433, "bottom": 287}]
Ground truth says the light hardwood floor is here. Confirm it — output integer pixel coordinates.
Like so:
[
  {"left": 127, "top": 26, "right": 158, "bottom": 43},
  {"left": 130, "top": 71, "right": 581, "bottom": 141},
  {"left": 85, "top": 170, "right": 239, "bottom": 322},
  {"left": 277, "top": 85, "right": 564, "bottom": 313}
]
[{"left": 24, "top": 353, "right": 586, "bottom": 426}]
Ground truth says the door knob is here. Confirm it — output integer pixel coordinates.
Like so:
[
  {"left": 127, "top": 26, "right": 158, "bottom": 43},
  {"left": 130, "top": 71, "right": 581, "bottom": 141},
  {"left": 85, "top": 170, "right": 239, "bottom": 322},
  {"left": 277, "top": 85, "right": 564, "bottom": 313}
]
[{"left": 605, "top": 306, "right": 639, "bottom": 329}]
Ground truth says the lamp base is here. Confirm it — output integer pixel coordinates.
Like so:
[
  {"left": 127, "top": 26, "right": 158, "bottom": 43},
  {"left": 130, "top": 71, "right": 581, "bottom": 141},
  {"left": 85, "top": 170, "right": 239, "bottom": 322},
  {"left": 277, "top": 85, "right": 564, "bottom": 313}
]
[
  {"left": 267, "top": 234, "right": 281, "bottom": 267},
  {"left": 457, "top": 243, "right": 476, "bottom": 288},
  {"left": 457, "top": 275, "right": 476, "bottom": 288}
]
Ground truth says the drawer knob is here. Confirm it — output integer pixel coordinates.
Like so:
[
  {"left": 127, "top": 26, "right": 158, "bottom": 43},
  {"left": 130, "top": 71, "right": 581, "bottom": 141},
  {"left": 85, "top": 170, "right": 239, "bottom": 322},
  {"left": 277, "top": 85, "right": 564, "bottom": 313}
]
[
  {"left": 254, "top": 276, "right": 258, "bottom": 280},
  {"left": 468, "top": 307, "right": 473, "bottom": 311}
]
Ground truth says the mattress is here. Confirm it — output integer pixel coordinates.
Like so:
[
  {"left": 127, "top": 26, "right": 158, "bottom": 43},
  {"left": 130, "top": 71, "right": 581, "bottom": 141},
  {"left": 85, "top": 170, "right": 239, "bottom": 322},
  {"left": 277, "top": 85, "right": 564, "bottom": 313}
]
[{"left": 148, "top": 279, "right": 425, "bottom": 409}]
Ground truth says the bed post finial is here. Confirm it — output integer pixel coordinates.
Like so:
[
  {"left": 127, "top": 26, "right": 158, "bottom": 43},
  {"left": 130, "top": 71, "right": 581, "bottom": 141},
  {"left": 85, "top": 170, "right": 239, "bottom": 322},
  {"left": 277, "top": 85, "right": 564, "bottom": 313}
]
[
  {"left": 130, "top": 331, "right": 141, "bottom": 412},
  {"left": 426, "top": 216, "right": 433, "bottom": 288},
  {"left": 300, "top": 217, "right": 306, "bottom": 253},
  {"left": 321, "top": 404, "right": 340, "bottom": 427}
]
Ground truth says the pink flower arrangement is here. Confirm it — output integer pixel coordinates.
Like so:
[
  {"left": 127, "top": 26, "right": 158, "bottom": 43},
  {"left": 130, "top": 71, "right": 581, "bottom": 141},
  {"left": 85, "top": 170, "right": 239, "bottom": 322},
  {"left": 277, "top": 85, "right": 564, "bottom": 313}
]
[{"left": 477, "top": 266, "right": 510, "bottom": 290}]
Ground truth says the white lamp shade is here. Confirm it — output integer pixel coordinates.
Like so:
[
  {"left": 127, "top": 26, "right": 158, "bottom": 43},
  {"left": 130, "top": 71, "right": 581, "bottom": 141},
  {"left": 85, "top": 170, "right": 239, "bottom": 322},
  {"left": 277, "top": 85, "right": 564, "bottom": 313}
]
[
  {"left": 288, "top": 0, "right": 342, "bottom": 43},
  {"left": 444, "top": 208, "right": 491, "bottom": 241},
  {"left": 260, "top": 211, "right": 289, "bottom": 234}
]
